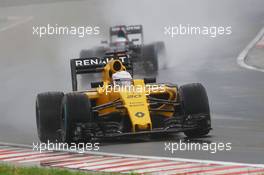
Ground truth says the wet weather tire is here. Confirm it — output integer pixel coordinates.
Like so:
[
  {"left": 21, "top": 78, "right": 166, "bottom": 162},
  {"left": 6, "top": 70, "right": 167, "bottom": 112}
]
[
  {"left": 61, "top": 93, "right": 92, "bottom": 143},
  {"left": 36, "top": 92, "right": 64, "bottom": 142},
  {"left": 142, "top": 44, "right": 158, "bottom": 74},
  {"left": 179, "top": 83, "right": 211, "bottom": 138}
]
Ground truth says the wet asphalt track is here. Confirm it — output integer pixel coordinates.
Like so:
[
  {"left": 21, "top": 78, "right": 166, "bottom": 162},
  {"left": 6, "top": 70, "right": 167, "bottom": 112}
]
[{"left": 0, "top": 0, "right": 264, "bottom": 164}]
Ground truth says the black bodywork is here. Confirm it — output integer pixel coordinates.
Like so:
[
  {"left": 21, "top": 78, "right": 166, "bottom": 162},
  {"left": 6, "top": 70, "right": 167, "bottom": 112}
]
[{"left": 80, "top": 25, "right": 165, "bottom": 74}]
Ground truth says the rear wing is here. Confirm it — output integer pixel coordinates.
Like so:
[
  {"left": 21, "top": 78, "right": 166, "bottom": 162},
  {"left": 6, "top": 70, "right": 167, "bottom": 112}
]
[
  {"left": 70, "top": 54, "right": 132, "bottom": 91},
  {"left": 110, "top": 25, "right": 143, "bottom": 35},
  {"left": 110, "top": 25, "right": 144, "bottom": 44}
]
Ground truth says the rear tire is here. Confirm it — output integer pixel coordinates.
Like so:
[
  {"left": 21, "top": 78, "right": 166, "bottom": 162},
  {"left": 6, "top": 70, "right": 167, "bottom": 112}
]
[
  {"left": 154, "top": 41, "right": 167, "bottom": 69},
  {"left": 179, "top": 83, "right": 211, "bottom": 138},
  {"left": 36, "top": 92, "right": 64, "bottom": 142},
  {"left": 61, "top": 93, "right": 92, "bottom": 143},
  {"left": 142, "top": 44, "right": 158, "bottom": 74}
]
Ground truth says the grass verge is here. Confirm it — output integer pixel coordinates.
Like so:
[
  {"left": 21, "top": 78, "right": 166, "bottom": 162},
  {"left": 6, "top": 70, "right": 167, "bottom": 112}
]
[{"left": 0, "top": 163, "right": 135, "bottom": 175}]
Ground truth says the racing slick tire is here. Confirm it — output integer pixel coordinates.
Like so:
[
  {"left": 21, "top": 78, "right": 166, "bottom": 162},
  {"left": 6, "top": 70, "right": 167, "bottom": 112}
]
[
  {"left": 179, "top": 83, "right": 211, "bottom": 138},
  {"left": 61, "top": 93, "right": 92, "bottom": 143},
  {"left": 36, "top": 92, "right": 64, "bottom": 143},
  {"left": 142, "top": 44, "right": 159, "bottom": 74}
]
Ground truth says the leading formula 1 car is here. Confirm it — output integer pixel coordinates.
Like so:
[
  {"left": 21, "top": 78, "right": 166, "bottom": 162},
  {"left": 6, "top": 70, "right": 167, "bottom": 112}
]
[
  {"left": 80, "top": 25, "right": 166, "bottom": 74},
  {"left": 36, "top": 55, "right": 211, "bottom": 143}
]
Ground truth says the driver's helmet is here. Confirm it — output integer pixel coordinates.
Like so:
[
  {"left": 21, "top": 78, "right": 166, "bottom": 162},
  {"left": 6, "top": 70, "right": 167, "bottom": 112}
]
[
  {"left": 117, "top": 29, "right": 126, "bottom": 38},
  {"left": 114, "top": 29, "right": 127, "bottom": 43},
  {"left": 112, "top": 71, "right": 132, "bottom": 86}
]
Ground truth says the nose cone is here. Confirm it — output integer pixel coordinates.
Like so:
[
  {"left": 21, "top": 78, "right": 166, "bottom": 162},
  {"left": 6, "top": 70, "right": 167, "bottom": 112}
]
[{"left": 119, "top": 90, "right": 152, "bottom": 132}]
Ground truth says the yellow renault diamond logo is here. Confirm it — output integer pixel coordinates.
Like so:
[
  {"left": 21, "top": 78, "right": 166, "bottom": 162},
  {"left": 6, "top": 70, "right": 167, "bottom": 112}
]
[{"left": 135, "top": 112, "right": 145, "bottom": 118}]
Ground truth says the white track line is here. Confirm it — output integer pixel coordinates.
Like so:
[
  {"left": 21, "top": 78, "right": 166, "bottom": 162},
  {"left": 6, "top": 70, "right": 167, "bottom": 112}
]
[
  {"left": 3, "top": 151, "right": 60, "bottom": 162},
  {"left": 47, "top": 156, "right": 104, "bottom": 167},
  {"left": 64, "top": 157, "right": 120, "bottom": 169},
  {"left": 20, "top": 153, "right": 74, "bottom": 163},
  {"left": 80, "top": 158, "right": 153, "bottom": 170},
  {"left": 121, "top": 162, "right": 188, "bottom": 173},
  {"left": 1, "top": 142, "right": 264, "bottom": 169},
  {"left": 162, "top": 165, "right": 227, "bottom": 175},
  {"left": 0, "top": 142, "right": 32, "bottom": 148},
  {"left": 77, "top": 157, "right": 138, "bottom": 170},
  {"left": 0, "top": 16, "right": 33, "bottom": 32},
  {"left": 44, "top": 155, "right": 96, "bottom": 164},
  {"left": 97, "top": 160, "right": 170, "bottom": 172},
  {"left": 107, "top": 161, "right": 189, "bottom": 173},
  {"left": 0, "top": 151, "right": 40, "bottom": 159},
  {"left": 65, "top": 150, "right": 264, "bottom": 169},
  {"left": 0, "top": 148, "right": 28, "bottom": 154},
  {"left": 237, "top": 27, "right": 264, "bottom": 72},
  {"left": 213, "top": 167, "right": 260, "bottom": 174}
]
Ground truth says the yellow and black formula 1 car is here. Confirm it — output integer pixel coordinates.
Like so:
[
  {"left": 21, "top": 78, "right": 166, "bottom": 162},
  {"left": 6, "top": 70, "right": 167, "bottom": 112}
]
[{"left": 36, "top": 54, "right": 211, "bottom": 143}]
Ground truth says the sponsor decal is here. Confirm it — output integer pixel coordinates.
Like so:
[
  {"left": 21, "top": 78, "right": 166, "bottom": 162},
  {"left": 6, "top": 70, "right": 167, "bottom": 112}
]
[
  {"left": 135, "top": 112, "right": 145, "bottom": 118},
  {"left": 111, "top": 25, "right": 141, "bottom": 33},
  {"left": 129, "top": 101, "right": 144, "bottom": 107},
  {"left": 75, "top": 56, "right": 128, "bottom": 67},
  {"left": 127, "top": 94, "right": 142, "bottom": 98},
  {"left": 126, "top": 25, "right": 141, "bottom": 31}
]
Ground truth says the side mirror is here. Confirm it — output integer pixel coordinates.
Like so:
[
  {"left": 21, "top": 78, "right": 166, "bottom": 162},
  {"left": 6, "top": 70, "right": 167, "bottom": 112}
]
[{"left": 101, "top": 40, "right": 108, "bottom": 44}]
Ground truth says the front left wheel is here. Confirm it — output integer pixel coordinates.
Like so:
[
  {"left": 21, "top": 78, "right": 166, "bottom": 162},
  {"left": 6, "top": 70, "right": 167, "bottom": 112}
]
[
  {"left": 61, "top": 93, "right": 93, "bottom": 143},
  {"left": 36, "top": 92, "right": 64, "bottom": 142}
]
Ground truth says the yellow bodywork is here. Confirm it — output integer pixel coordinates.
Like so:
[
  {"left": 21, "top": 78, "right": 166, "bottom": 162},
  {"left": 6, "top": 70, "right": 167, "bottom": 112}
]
[{"left": 84, "top": 60, "right": 177, "bottom": 132}]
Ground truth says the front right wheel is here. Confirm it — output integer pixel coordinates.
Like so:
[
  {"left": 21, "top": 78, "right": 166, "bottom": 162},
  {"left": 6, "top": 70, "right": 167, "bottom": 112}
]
[{"left": 179, "top": 83, "right": 211, "bottom": 138}]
